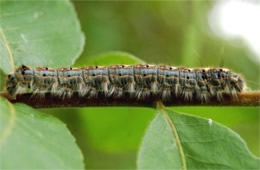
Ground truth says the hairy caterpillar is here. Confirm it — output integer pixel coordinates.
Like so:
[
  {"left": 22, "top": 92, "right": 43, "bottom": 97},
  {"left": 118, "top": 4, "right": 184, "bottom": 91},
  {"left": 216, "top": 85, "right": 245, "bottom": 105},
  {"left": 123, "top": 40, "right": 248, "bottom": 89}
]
[{"left": 6, "top": 64, "right": 245, "bottom": 103}]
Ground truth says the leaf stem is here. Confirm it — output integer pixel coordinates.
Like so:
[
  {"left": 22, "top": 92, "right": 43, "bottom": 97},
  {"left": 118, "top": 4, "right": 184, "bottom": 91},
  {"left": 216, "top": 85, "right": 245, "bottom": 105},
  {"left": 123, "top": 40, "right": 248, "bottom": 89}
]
[
  {"left": 158, "top": 101, "right": 187, "bottom": 170},
  {"left": 0, "top": 92, "right": 259, "bottom": 108}
]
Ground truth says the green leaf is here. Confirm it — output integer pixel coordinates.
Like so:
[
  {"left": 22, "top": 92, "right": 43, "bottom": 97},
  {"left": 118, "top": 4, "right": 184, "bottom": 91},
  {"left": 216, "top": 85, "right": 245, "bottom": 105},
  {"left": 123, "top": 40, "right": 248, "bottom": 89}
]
[
  {"left": 0, "top": 97, "right": 84, "bottom": 169},
  {"left": 0, "top": 0, "right": 84, "bottom": 73},
  {"left": 75, "top": 51, "right": 145, "bottom": 66},
  {"left": 171, "top": 106, "right": 260, "bottom": 156},
  {"left": 0, "top": 1, "right": 85, "bottom": 168},
  {"left": 137, "top": 103, "right": 260, "bottom": 169}
]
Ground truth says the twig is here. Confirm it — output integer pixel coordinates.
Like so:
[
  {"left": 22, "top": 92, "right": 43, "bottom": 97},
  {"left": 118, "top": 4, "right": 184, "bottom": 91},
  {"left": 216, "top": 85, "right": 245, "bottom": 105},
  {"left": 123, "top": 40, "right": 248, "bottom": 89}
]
[{"left": 0, "top": 92, "right": 259, "bottom": 108}]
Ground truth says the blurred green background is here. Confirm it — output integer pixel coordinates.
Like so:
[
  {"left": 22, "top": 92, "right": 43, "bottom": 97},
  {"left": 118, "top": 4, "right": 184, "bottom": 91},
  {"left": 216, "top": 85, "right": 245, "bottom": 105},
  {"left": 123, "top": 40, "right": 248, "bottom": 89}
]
[{"left": 43, "top": 1, "right": 259, "bottom": 169}]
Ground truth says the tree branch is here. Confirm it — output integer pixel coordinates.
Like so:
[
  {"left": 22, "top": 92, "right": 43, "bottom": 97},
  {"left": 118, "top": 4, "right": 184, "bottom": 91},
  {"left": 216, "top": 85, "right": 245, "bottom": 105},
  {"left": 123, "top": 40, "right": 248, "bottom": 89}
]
[{"left": 1, "top": 92, "right": 259, "bottom": 108}]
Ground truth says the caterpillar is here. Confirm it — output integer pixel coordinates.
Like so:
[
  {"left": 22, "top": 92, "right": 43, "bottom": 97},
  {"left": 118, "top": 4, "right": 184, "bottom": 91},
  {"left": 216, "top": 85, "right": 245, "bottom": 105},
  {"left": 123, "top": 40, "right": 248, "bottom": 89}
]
[{"left": 6, "top": 64, "right": 245, "bottom": 103}]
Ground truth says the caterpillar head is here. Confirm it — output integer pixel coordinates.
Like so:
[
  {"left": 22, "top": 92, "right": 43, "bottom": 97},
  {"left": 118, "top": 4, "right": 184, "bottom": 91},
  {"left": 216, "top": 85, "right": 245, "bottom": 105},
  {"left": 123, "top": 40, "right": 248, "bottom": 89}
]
[{"left": 6, "top": 65, "right": 32, "bottom": 97}]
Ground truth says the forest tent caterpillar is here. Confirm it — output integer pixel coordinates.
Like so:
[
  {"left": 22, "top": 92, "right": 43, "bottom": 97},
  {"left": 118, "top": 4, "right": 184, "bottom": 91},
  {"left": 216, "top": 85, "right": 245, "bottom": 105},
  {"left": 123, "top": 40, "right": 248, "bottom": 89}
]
[{"left": 6, "top": 64, "right": 245, "bottom": 103}]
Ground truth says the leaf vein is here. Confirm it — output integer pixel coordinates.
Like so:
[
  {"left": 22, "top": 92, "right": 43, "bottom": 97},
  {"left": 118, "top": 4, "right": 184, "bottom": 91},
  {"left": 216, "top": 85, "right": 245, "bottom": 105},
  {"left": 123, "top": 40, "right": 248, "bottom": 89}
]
[
  {"left": 181, "top": 138, "right": 226, "bottom": 143},
  {"left": 158, "top": 101, "right": 187, "bottom": 170},
  {"left": 185, "top": 154, "right": 233, "bottom": 168}
]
